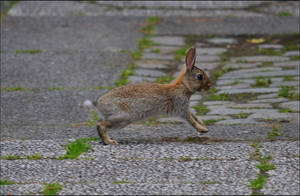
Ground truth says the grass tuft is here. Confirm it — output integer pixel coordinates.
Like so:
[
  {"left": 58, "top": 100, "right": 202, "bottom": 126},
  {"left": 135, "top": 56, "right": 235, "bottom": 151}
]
[
  {"left": 42, "top": 183, "right": 62, "bottom": 195},
  {"left": 251, "top": 76, "right": 271, "bottom": 87},
  {"left": 193, "top": 105, "right": 209, "bottom": 115},
  {"left": 155, "top": 76, "right": 174, "bottom": 84},
  {"left": 2, "top": 155, "right": 21, "bottom": 160},
  {"left": 59, "top": 138, "right": 96, "bottom": 159},
  {"left": 278, "top": 86, "right": 299, "bottom": 100},
  {"left": 16, "top": 49, "right": 44, "bottom": 54},
  {"left": 255, "top": 162, "right": 275, "bottom": 172},
  {"left": 248, "top": 174, "right": 267, "bottom": 190},
  {"left": 0, "top": 179, "right": 16, "bottom": 185},
  {"left": 231, "top": 113, "right": 251, "bottom": 119}
]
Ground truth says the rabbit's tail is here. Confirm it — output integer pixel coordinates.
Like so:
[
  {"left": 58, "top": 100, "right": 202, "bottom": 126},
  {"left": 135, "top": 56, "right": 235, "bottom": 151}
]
[{"left": 83, "top": 100, "right": 104, "bottom": 120}]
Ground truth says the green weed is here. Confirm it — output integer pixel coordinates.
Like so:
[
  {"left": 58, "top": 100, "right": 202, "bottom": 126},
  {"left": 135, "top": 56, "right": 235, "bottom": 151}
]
[
  {"left": 279, "top": 108, "right": 293, "bottom": 113},
  {"left": 231, "top": 113, "right": 251, "bottom": 119},
  {"left": 151, "top": 48, "right": 160, "bottom": 53},
  {"left": 203, "top": 118, "right": 226, "bottom": 125},
  {"left": 260, "top": 61, "right": 273, "bottom": 67},
  {"left": 26, "top": 153, "right": 44, "bottom": 160},
  {"left": 2, "top": 155, "right": 21, "bottom": 160},
  {"left": 42, "top": 183, "right": 62, "bottom": 195},
  {"left": 138, "top": 37, "right": 157, "bottom": 49},
  {"left": 87, "top": 111, "right": 99, "bottom": 126},
  {"left": 130, "top": 50, "right": 142, "bottom": 60},
  {"left": 278, "top": 86, "right": 299, "bottom": 100},
  {"left": 290, "top": 56, "right": 299, "bottom": 61},
  {"left": 283, "top": 76, "right": 294, "bottom": 81},
  {"left": 206, "top": 93, "right": 230, "bottom": 101},
  {"left": 251, "top": 76, "right": 271, "bottom": 87},
  {"left": 255, "top": 162, "right": 275, "bottom": 172},
  {"left": 16, "top": 49, "right": 44, "bottom": 54},
  {"left": 59, "top": 138, "right": 96, "bottom": 159},
  {"left": 256, "top": 48, "right": 282, "bottom": 56},
  {"left": 267, "top": 125, "right": 281, "bottom": 139},
  {"left": 248, "top": 174, "right": 267, "bottom": 189},
  {"left": 155, "top": 76, "right": 174, "bottom": 84},
  {"left": 0, "top": 179, "right": 16, "bottom": 185},
  {"left": 193, "top": 105, "right": 209, "bottom": 115},
  {"left": 112, "top": 180, "right": 135, "bottom": 184},
  {"left": 277, "top": 12, "right": 292, "bottom": 16},
  {"left": 173, "top": 45, "right": 192, "bottom": 61}
]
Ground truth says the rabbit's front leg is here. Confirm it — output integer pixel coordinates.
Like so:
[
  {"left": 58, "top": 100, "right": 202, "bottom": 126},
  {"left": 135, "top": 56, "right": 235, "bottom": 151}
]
[
  {"left": 186, "top": 112, "right": 208, "bottom": 133},
  {"left": 97, "top": 120, "right": 118, "bottom": 145},
  {"left": 190, "top": 112, "right": 204, "bottom": 125}
]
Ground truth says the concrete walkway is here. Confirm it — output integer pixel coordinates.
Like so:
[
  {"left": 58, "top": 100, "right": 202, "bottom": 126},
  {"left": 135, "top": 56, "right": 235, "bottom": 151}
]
[{"left": 1, "top": 1, "right": 299, "bottom": 195}]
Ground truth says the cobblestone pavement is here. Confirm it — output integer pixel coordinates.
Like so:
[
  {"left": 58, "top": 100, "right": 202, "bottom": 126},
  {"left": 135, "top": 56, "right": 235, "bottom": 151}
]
[{"left": 1, "top": 1, "right": 299, "bottom": 195}]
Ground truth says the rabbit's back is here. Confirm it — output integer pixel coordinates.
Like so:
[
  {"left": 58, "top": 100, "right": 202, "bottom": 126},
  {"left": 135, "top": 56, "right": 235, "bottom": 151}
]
[{"left": 95, "top": 83, "right": 190, "bottom": 121}]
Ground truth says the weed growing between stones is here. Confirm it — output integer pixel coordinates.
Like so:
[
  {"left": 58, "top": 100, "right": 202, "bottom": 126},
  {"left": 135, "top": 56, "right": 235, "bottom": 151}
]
[
  {"left": 251, "top": 76, "right": 271, "bottom": 87},
  {"left": 1, "top": 155, "right": 21, "bottom": 160},
  {"left": 0, "top": 1, "right": 19, "bottom": 20},
  {"left": 1, "top": 86, "right": 35, "bottom": 92},
  {"left": 42, "top": 183, "right": 62, "bottom": 195},
  {"left": 193, "top": 104, "right": 209, "bottom": 115},
  {"left": 155, "top": 76, "right": 175, "bottom": 84},
  {"left": 206, "top": 93, "right": 230, "bottom": 101},
  {"left": 278, "top": 108, "right": 293, "bottom": 113},
  {"left": 255, "top": 48, "right": 283, "bottom": 56},
  {"left": 283, "top": 76, "right": 294, "bottom": 81},
  {"left": 26, "top": 153, "right": 44, "bottom": 160},
  {"left": 59, "top": 138, "right": 98, "bottom": 159},
  {"left": 16, "top": 49, "right": 44, "bottom": 54},
  {"left": 278, "top": 86, "right": 299, "bottom": 100},
  {"left": 277, "top": 11, "right": 292, "bottom": 16},
  {"left": 116, "top": 17, "right": 160, "bottom": 86},
  {"left": 290, "top": 56, "right": 299, "bottom": 61},
  {"left": 151, "top": 48, "right": 160, "bottom": 53},
  {"left": 203, "top": 118, "right": 226, "bottom": 125},
  {"left": 0, "top": 179, "right": 16, "bottom": 185},
  {"left": 267, "top": 125, "right": 281, "bottom": 139},
  {"left": 248, "top": 142, "right": 275, "bottom": 195},
  {"left": 87, "top": 111, "right": 100, "bottom": 126},
  {"left": 231, "top": 113, "right": 251, "bottom": 119},
  {"left": 259, "top": 61, "right": 273, "bottom": 67}
]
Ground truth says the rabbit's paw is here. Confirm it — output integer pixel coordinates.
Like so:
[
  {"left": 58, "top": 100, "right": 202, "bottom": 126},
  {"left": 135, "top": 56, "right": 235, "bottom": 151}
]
[
  {"left": 104, "top": 139, "right": 119, "bottom": 145},
  {"left": 195, "top": 123, "right": 209, "bottom": 133}
]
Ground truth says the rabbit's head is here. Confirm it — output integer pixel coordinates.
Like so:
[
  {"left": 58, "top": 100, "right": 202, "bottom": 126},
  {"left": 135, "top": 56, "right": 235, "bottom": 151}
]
[{"left": 182, "top": 47, "right": 211, "bottom": 93}]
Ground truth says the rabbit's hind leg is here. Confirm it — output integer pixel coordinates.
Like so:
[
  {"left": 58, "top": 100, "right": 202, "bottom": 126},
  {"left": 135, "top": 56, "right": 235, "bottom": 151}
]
[
  {"left": 191, "top": 112, "right": 204, "bottom": 125},
  {"left": 97, "top": 120, "right": 118, "bottom": 145}
]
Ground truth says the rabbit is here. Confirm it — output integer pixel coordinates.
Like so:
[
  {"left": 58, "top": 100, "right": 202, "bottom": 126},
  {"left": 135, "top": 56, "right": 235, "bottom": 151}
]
[{"left": 84, "top": 47, "right": 211, "bottom": 145}]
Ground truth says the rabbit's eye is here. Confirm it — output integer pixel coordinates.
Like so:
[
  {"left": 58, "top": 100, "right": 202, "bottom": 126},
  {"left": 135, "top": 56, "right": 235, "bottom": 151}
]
[{"left": 197, "top": 74, "right": 203, "bottom": 80}]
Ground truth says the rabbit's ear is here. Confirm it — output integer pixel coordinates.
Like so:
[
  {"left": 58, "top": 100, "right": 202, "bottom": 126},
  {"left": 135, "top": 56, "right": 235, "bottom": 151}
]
[{"left": 185, "top": 47, "right": 196, "bottom": 71}]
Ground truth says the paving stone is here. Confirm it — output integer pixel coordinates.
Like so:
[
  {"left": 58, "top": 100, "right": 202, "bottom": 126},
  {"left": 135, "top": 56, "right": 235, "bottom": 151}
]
[
  {"left": 216, "top": 79, "right": 254, "bottom": 86},
  {"left": 258, "top": 44, "right": 283, "bottom": 49},
  {"left": 190, "top": 94, "right": 203, "bottom": 101},
  {"left": 226, "top": 103, "right": 273, "bottom": 109},
  {"left": 195, "top": 48, "right": 227, "bottom": 55},
  {"left": 257, "top": 93, "right": 278, "bottom": 99},
  {"left": 216, "top": 83, "right": 251, "bottom": 90},
  {"left": 196, "top": 115, "right": 232, "bottom": 121},
  {"left": 144, "top": 46, "right": 180, "bottom": 54},
  {"left": 273, "top": 61, "right": 299, "bottom": 67},
  {"left": 203, "top": 101, "right": 234, "bottom": 106},
  {"left": 196, "top": 55, "right": 219, "bottom": 62},
  {"left": 207, "top": 106, "right": 278, "bottom": 115},
  {"left": 262, "top": 157, "right": 300, "bottom": 195},
  {"left": 270, "top": 81, "right": 299, "bottom": 88},
  {"left": 0, "top": 139, "right": 67, "bottom": 157},
  {"left": 128, "top": 75, "right": 156, "bottom": 83},
  {"left": 0, "top": 184, "right": 43, "bottom": 196},
  {"left": 215, "top": 119, "right": 263, "bottom": 125},
  {"left": 224, "top": 67, "right": 282, "bottom": 75},
  {"left": 136, "top": 62, "right": 171, "bottom": 70},
  {"left": 284, "top": 51, "right": 300, "bottom": 56},
  {"left": 217, "top": 88, "right": 279, "bottom": 95},
  {"left": 220, "top": 70, "right": 298, "bottom": 79},
  {"left": 223, "top": 62, "right": 260, "bottom": 69},
  {"left": 249, "top": 112, "right": 299, "bottom": 123},
  {"left": 189, "top": 101, "right": 200, "bottom": 107},
  {"left": 206, "top": 38, "right": 237, "bottom": 44},
  {"left": 142, "top": 53, "right": 174, "bottom": 60},
  {"left": 151, "top": 36, "right": 185, "bottom": 46},
  {"left": 133, "top": 69, "right": 166, "bottom": 78},
  {"left": 196, "top": 62, "right": 219, "bottom": 71},
  {"left": 279, "top": 101, "right": 300, "bottom": 112},
  {"left": 249, "top": 98, "right": 289, "bottom": 104},
  {"left": 231, "top": 56, "right": 290, "bottom": 63}
]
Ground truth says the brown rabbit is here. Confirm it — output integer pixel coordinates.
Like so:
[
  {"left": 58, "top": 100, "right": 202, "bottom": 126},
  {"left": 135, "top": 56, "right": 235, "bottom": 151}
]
[{"left": 84, "top": 47, "right": 211, "bottom": 145}]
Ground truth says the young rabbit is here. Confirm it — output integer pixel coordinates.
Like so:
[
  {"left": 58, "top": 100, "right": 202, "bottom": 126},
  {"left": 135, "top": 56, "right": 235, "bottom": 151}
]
[{"left": 84, "top": 47, "right": 211, "bottom": 145}]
